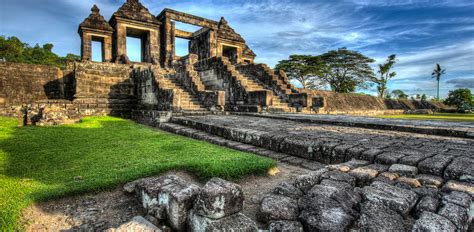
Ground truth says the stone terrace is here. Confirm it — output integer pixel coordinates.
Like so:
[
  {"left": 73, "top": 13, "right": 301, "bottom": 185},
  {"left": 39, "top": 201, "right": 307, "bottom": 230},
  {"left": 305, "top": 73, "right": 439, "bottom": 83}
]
[
  {"left": 165, "top": 115, "right": 473, "bottom": 180},
  {"left": 154, "top": 114, "right": 474, "bottom": 231}
]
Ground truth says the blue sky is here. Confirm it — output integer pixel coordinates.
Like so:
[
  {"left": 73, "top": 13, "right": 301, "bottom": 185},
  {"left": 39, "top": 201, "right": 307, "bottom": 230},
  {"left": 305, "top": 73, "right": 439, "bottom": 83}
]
[{"left": 1, "top": 0, "right": 473, "bottom": 98}]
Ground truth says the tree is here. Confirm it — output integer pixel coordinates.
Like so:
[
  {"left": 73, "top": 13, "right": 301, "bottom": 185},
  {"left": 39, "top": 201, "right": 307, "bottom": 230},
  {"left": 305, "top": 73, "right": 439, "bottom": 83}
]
[
  {"left": 391, "top": 89, "right": 408, "bottom": 99},
  {"left": 275, "top": 55, "right": 326, "bottom": 89},
  {"left": 421, "top": 94, "right": 427, "bottom": 101},
  {"left": 319, "top": 48, "right": 376, "bottom": 93},
  {"left": 0, "top": 35, "right": 79, "bottom": 68},
  {"left": 431, "top": 64, "right": 446, "bottom": 100},
  {"left": 444, "top": 88, "right": 472, "bottom": 112},
  {"left": 371, "top": 54, "right": 397, "bottom": 98}
]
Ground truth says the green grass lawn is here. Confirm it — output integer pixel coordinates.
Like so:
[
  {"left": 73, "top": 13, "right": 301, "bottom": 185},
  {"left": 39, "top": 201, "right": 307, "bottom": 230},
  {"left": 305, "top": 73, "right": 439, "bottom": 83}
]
[
  {"left": 0, "top": 116, "right": 276, "bottom": 230},
  {"left": 377, "top": 113, "right": 474, "bottom": 123}
]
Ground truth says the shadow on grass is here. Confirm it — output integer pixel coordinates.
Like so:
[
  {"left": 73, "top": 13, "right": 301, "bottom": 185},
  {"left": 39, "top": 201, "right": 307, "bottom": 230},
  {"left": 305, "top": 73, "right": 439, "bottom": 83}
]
[{"left": 0, "top": 116, "right": 275, "bottom": 200}]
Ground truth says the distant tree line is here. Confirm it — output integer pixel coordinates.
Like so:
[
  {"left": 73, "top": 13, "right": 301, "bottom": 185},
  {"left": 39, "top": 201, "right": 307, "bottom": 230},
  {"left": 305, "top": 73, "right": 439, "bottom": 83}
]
[
  {"left": 275, "top": 48, "right": 472, "bottom": 112},
  {"left": 0, "top": 35, "right": 80, "bottom": 68}
]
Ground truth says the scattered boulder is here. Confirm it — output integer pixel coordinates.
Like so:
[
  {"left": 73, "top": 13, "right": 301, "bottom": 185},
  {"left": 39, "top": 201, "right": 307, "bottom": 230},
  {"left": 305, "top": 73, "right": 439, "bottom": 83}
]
[
  {"left": 268, "top": 220, "right": 304, "bottom": 232},
  {"left": 292, "top": 168, "right": 328, "bottom": 193},
  {"left": 258, "top": 194, "right": 299, "bottom": 222},
  {"left": 135, "top": 175, "right": 201, "bottom": 231},
  {"left": 187, "top": 210, "right": 257, "bottom": 232},
  {"left": 193, "top": 178, "right": 244, "bottom": 219},
  {"left": 272, "top": 182, "right": 304, "bottom": 199}
]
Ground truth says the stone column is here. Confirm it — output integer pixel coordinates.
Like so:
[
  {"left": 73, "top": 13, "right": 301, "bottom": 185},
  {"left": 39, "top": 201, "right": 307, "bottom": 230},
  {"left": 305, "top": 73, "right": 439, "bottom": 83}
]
[
  {"left": 81, "top": 33, "right": 92, "bottom": 61},
  {"left": 116, "top": 23, "right": 127, "bottom": 61},
  {"left": 104, "top": 35, "right": 113, "bottom": 62}
]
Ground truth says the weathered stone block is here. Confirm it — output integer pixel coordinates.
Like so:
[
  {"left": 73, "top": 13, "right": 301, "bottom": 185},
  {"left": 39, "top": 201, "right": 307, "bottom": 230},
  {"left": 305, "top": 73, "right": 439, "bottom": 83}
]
[
  {"left": 416, "top": 174, "right": 444, "bottom": 188},
  {"left": 360, "top": 149, "right": 383, "bottom": 162},
  {"left": 441, "top": 191, "right": 472, "bottom": 208},
  {"left": 258, "top": 194, "right": 299, "bottom": 222},
  {"left": 444, "top": 156, "right": 474, "bottom": 181},
  {"left": 442, "top": 180, "right": 474, "bottom": 196},
  {"left": 187, "top": 210, "right": 257, "bottom": 232},
  {"left": 194, "top": 177, "right": 244, "bottom": 219},
  {"left": 375, "top": 152, "right": 406, "bottom": 165},
  {"left": 357, "top": 201, "right": 405, "bottom": 231},
  {"left": 321, "top": 170, "right": 356, "bottom": 186},
  {"left": 418, "top": 155, "right": 453, "bottom": 176},
  {"left": 412, "top": 212, "right": 456, "bottom": 232},
  {"left": 268, "top": 220, "right": 304, "bottom": 232},
  {"left": 437, "top": 203, "right": 469, "bottom": 231},
  {"left": 415, "top": 196, "right": 439, "bottom": 217},
  {"left": 361, "top": 181, "right": 418, "bottom": 215},
  {"left": 272, "top": 182, "right": 304, "bottom": 199},
  {"left": 136, "top": 175, "right": 201, "bottom": 232},
  {"left": 299, "top": 196, "right": 357, "bottom": 232},
  {"left": 349, "top": 166, "right": 379, "bottom": 187},
  {"left": 292, "top": 168, "right": 327, "bottom": 193},
  {"left": 388, "top": 164, "right": 418, "bottom": 177}
]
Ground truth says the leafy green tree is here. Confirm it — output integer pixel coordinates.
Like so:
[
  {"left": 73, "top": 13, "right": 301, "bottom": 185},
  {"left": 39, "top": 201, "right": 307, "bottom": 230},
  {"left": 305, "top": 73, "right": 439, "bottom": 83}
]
[
  {"left": 319, "top": 48, "right": 376, "bottom": 93},
  {"left": 391, "top": 89, "right": 408, "bottom": 99},
  {"left": 444, "top": 88, "right": 472, "bottom": 111},
  {"left": 0, "top": 35, "right": 78, "bottom": 68},
  {"left": 431, "top": 64, "right": 446, "bottom": 100},
  {"left": 371, "top": 54, "right": 397, "bottom": 98},
  {"left": 275, "top": 55, "right": 326, "bottom": 89}
]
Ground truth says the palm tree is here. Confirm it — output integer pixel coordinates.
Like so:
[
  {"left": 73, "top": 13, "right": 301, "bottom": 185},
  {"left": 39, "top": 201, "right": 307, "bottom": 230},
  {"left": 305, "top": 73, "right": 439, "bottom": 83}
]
[{"left": 431, "top": 64, "right": 446, "bottom": 100}]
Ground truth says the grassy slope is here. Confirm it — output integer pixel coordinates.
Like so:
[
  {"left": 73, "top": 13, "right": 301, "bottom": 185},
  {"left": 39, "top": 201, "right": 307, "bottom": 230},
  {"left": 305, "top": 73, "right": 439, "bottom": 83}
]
[
  {"left": 0, "top": 116, "right": 276, "bottom": 230},
  {"left": 377, "top": 113, "right": 474, "bottom": 123}
]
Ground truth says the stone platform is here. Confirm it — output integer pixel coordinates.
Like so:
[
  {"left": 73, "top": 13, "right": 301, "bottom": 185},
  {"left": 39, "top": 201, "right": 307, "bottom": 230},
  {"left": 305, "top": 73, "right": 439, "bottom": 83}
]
[
  {"left": 156, "top": 114, "right": 473, "bottom": 231},
  {"left": 235, "top": 112, "right": 474, "bottom": 139},
  {"left": 166, "top": 115, "right": 473, "bottom": 182}
]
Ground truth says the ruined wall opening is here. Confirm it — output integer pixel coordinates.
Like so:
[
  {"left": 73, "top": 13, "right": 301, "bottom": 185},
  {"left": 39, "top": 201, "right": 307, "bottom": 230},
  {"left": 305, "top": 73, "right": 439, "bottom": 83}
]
[
  {"left": 175, "top": 38, "right": 189, "bottom": 57},
  {"left": 222, "top": 45, "right": 238, "bottom": 64},
  {"left": 91, "top": 37, "right": 105, "bottom": 62},
  {"left": 126, "top": 28, "right": 150, "bottom": 62}
]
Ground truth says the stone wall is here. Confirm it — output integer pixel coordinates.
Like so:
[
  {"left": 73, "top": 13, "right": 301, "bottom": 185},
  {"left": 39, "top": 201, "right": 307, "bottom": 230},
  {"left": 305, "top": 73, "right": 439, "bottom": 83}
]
[
  {"left": 0, "top": 62, "right": 74, "bottom": 105},
  {"left": 293, "top": 89, "right": 451, "bottom": 114},
  {"left": 73, "top": 62, "right": 137, "bottom": 117}
]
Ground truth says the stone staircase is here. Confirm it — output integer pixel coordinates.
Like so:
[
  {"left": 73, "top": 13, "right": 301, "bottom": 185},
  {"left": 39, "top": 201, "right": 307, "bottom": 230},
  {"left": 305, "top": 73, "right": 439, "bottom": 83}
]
[
  {"left": 218, "top": 58, "right": 292, "bottom": 112},
  {"left": 151, "top": 68, "right": 208, "bottom": 112}
]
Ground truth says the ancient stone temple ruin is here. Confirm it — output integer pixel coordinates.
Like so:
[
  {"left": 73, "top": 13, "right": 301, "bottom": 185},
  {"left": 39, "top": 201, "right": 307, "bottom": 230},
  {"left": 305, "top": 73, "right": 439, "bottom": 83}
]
[{"left": 0, "top": 0, "right": 449, "bottom": 125}]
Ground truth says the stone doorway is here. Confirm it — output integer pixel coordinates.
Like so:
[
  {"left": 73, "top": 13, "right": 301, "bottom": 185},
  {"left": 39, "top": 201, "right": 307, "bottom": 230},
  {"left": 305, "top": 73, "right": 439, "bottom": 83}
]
[
  {"left": 91, "top": 37, "right": 105, "bottom": 62},
  {"left": 126, "top": 27, "right": 150, "bottom": 63},
  {"left": 222, "top": 45, "right": 238, "bottom": 64}
]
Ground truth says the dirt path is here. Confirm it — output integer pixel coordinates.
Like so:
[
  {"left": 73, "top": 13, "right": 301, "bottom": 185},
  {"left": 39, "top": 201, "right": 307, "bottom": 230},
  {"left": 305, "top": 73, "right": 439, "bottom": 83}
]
[{"left": 22, "top": 163, "right": 309, "bottom": 231}]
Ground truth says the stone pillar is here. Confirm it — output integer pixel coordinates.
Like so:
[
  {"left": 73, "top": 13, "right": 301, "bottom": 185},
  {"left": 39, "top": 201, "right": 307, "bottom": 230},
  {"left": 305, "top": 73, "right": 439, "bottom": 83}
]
[
  {"left": 104, "top": 36, "right": 113, "bottom": 62},
  {"left": 81, "top": 34, "right": 92, "bottom": 61},
  {"left": 149, "top": 29, "right": 160, "bottom": 65},
  {"left": 116, "top": 23, "right": 127, "bottom": 61}
]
